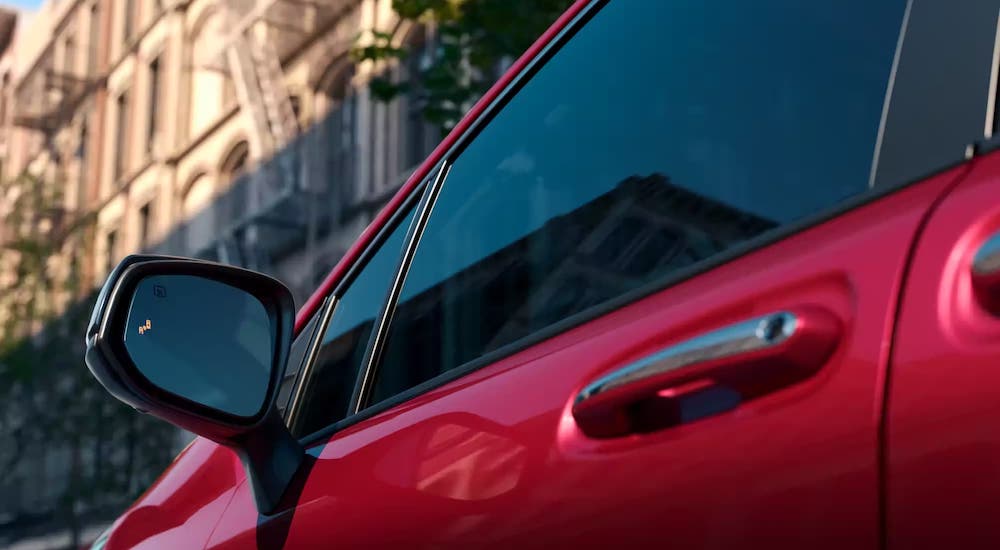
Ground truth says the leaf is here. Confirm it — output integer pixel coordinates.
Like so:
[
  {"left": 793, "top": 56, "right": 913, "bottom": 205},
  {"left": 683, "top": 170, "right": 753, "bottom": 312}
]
[{"left": 369, "top": 77, "right": 409, "bottom": 102}]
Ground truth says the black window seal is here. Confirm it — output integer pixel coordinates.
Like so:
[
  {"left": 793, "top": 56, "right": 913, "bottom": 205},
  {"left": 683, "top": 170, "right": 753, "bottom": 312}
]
[{"left": 300, "top": 0, "right": 995, "bottom": 448}]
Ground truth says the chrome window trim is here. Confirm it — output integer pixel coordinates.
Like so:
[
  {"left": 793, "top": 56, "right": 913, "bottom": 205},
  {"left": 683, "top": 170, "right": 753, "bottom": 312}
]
[
  {"left": 877, "top": 0, "right": 1000, "bottom": 181},
  {"left": 276, "top": 295, "right": 328, "bottom": 417},
  {"left": 350, "top": 162, "right": 451, "bottom": 413},
  {"left": 868, "top": 0, "right": 914, "bottom": 188},
  {"left": 288, "top": 166, "right": 435, "bottom": 441},
  {"left": 983, "top": 7, "right": 1000, "bottom": 139},
  {"left": 285, "top": 294, "right": 338, "bottom": 434}
]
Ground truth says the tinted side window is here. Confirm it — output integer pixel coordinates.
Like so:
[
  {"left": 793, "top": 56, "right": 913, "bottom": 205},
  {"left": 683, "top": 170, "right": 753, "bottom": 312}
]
[
  {"left": 291, "top": 206, "right": 415, "bottom": 437},
  {"left": 276, "top": 306, "right": 323, "bottom": 418},
  {"left": 371, "top": 0, "right": 906, "bottom": 404}
]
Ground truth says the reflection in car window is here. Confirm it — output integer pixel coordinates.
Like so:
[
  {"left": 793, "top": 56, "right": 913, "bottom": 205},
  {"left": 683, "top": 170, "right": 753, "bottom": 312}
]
[
  {"left": 370, "top": 0, "right": 906, "bottom": 404},
  {"left": 291, "top": 207, "right": 415, "bottom": 437}
]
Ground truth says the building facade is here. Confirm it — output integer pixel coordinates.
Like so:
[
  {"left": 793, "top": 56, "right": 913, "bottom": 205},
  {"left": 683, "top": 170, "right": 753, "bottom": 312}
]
[
  {"left": 0, "top": 1, "right": 439, "bottom": 546},
  {"left": 4, "top": 0, "right": 439, "bottom": 318},
  {"left": 94, "top": 0, "right": 438, "bottom": 306}
]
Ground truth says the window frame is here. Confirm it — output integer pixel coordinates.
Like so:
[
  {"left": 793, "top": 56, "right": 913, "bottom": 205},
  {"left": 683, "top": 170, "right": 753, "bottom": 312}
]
[
  {"left": 293, "top": 0, "right": 996, "bottom": 447},
  {"left": 278, "top": 295, "right": 330, "bottom": 420},
  {"left": 147, "top": 55, "right": 161, "bottom": 154},
  {"left": 114, "top": 89, "right": 130, "bottom": 183},
  {"left": 123, "top": 0, "right": 136, "bottom": 42},
  {"left": 287, "top": 175, "right": 432, "bottom": 440},
  {"left": 138, "top": 200, "right": 152, "bottom": 248}
]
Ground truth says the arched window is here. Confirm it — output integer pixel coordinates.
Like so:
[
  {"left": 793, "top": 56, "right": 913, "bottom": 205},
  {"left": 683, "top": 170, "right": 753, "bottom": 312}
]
[
  {"left": 316, "top": 64, "right": 356, "bottom": 118},
  {"left": 219, "top": 140, "right": 249, "bottom": 185},
  {"left": 188, "top": 10, "right": 231, "bottom": 137}
]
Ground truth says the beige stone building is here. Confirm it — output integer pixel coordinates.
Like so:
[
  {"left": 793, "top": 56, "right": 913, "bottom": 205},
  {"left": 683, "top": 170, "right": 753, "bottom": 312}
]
[
  {"left": 3, "top": 0, "right": 440, "bottom": 320},
  {"left": 0, "top": 1, "right": 440, "bottom": 545}
]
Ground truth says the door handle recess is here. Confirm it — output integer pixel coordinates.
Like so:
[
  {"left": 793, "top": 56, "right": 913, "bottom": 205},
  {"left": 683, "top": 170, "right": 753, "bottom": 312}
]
[
  {"left": 972, "top": 231, "right": 1000, "bottom": 315},
  {"left": 573, "top": 307, "right": 841, "bottom": 438}
]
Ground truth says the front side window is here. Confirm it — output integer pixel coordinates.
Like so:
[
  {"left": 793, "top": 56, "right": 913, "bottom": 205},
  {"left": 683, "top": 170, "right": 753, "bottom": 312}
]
[
  {"left": 276, "top": 304, "right": 324, "bottom": 418},
  {"left": 290, "top": 205, "right": 416, "bottom": 438},
  {"left": 370, "top": 0, "right": 907, "bottom": 404}
]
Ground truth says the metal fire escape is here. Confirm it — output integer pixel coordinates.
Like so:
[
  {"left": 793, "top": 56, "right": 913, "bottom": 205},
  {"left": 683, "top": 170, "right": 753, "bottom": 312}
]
[
  {"left": 14, "top": 68, "right": 98, "bottom": 134},
  {"left": 219, "top": 1, "right": 301, "bottom": 157},
  {"left": 12, "top": 50, "right": 102, "bottom": 244},
  {"left": 193, "top": 0, "right": 354, "bottom": 279}
]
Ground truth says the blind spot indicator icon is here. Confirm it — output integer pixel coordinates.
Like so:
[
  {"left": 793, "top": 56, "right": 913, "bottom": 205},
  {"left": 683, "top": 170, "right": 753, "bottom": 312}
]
[
  {"left": 138, "top": 319, "right": 152, "bottom": 335},
  {"left": 153, "top": 285, "right": 166, "bottom": 298}
]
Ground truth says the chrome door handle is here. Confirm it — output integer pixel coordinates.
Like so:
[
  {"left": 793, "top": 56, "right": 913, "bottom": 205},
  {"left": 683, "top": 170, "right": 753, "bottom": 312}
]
[
  {"left": 572, "top": 307, "right": 841, "bottom": 438},
  {"left": 576, "top": 312, "right": 798, "bottom": 405}
]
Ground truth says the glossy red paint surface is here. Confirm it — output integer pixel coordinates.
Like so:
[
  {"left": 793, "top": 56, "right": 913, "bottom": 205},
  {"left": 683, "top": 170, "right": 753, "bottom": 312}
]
[
  {"left": 204, "top": 167, "right": 967, "bottom": 549},
  {"left": 102, "top": 3, "right": 594, "bottom": 548},
  {"left": 886, "top": 151, "right": 1000, "bottom": 548},
  {"left": 103, "top": 438, "right": 243, "bottom": 550}
]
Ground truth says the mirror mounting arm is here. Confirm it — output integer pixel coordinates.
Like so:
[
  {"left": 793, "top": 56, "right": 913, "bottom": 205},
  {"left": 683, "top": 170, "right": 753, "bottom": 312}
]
[{"left": 234, "top": 409, "right": 305, "bottom": 515}]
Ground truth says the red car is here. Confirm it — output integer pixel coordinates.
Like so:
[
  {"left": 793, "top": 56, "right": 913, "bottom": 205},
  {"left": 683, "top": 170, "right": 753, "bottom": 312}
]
[{"left": 83, "top": 0, "right": 1000, "bottom": 547}]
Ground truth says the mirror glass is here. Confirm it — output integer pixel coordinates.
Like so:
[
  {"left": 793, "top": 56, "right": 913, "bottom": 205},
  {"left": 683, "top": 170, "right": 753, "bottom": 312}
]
[{"left": 124, "top": 274, "right": 273, "bottom": 417}]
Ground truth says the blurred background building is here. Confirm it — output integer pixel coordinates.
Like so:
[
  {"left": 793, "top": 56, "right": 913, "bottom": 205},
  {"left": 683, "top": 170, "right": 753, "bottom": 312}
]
[
  {"left": 5, "top": 0, "right": 441, "bottom": 312},
  {"left": 0, "top": 0, "right": 442, "bottom": 547}
]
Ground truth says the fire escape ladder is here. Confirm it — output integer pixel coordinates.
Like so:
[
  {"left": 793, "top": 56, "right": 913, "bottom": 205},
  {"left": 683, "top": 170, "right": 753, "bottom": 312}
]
[
  {"left": 184, "top": 0, "right": 359, "bottom": 287},
  {"left": 216, "top": 1, "right": 304, "bottom": 274},
  {"left": 224, "top": 32, "right": 274, "bottom": 155},
  {"left": 249, "top": 35, "right": 299, "bottom": 149}
]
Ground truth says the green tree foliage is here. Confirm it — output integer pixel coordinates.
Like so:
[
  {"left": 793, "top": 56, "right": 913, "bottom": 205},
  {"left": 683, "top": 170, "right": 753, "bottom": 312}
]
[{"left": 353, "top": 0, "right": 574, "bottom": 129}]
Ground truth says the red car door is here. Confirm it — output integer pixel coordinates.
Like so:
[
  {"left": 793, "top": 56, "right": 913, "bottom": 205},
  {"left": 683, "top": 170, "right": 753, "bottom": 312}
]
[
  {"left": 886, "top": 150, "right": 1000, "bottom": 548},
  {"left": 202, "top": 0, "right": 995, "bottom": 548},
  {"left": 204, "top": 168, "right": 961, "bottom": 549}
]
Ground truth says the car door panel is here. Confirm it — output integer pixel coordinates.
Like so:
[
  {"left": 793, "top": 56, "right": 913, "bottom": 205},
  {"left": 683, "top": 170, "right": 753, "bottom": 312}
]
[
  {"left": 205, "top": 165, "right": 965, "bottom": 549},
  {"left": 102, "top": 439, "right": 243, "bottom": 550},
  {"left": 887, "top": 151, "right": 1000, "bottom": 548}
]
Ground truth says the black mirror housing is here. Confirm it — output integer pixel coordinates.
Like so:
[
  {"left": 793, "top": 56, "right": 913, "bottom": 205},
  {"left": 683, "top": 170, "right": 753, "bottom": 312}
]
[{"left": 85, "top": 254, "right": 303, "bottom": 514}]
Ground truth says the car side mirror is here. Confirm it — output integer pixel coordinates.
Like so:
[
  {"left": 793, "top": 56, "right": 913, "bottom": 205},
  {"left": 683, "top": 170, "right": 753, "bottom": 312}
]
[{"left": 84, "top": 255, "right": 303, "bottom": 515}]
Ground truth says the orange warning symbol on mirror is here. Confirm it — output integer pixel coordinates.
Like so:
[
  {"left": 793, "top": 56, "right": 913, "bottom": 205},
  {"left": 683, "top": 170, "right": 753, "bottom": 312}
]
[{"left": 138, "top": 319, "right": 152, "bottom": 335}]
